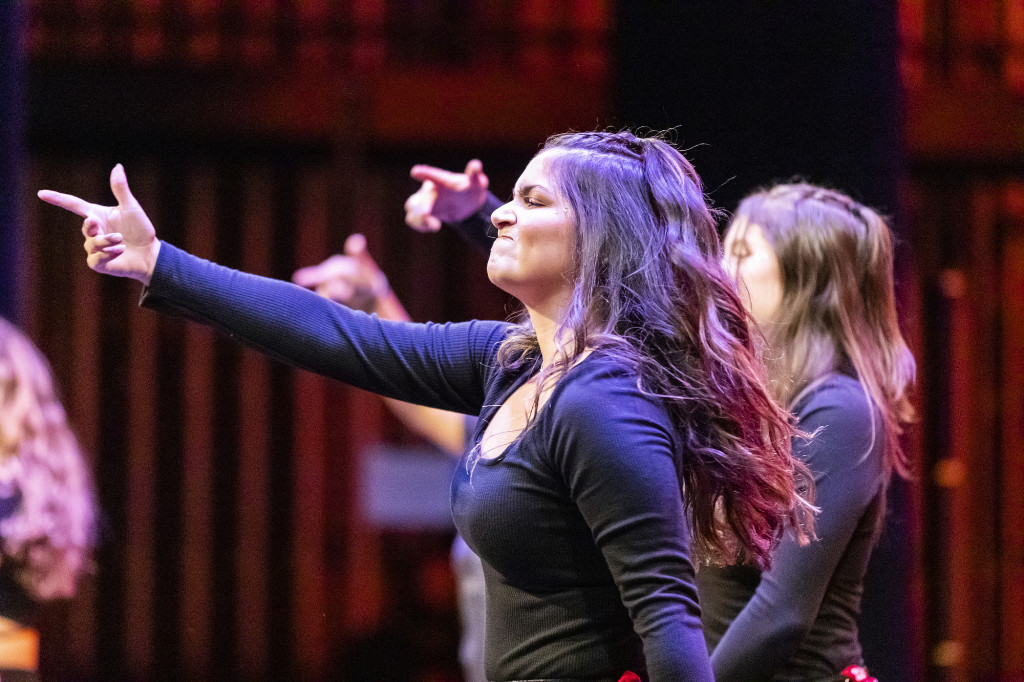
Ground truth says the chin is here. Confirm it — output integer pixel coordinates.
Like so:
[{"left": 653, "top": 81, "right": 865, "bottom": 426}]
[{"left": 486, "top": 267, "right": 520, "bottom": 299}]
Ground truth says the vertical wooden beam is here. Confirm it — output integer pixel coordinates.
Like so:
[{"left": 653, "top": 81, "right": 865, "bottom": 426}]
[
  {"left": 945, "top": 183, "right": 1002, "bottom": 680},
  {"left": 180, "top": 166, "right": 218, "bottom": 677},
  {"left": 291, "top": 165, "right": 330, "bottom": 679},
  {"left": 235, "top": 165, "right": 273, "bottom": 679},
  {"left": 63, "top": 163, "right": 103, "bottom": 677},
  {"left": 943, "top": 260, "right": 974, "bottom": 682},
  {"left": 123, "top": 164, "right": 161, "bottom": 679},
  {"left": 999, "top": 183, "right": 1024, "bottom": 674}
]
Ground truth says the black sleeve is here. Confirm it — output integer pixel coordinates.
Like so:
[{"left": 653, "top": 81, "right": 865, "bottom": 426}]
[
  {"left": 447, "top": 192, "right": 503, "bottom": 253},
  {"left": 550, "top": 374, "right": 714, "bottom": 682},
  {"left": 141, "top": 241, "right": 508, "bottom": 415},
  {"left": 708, "top": 384, "right": 885, "bottom": 682}
]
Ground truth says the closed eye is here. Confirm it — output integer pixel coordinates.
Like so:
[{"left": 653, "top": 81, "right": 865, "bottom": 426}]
[{"left": 514, "top": 184, "right": 549, "bottom": 208}]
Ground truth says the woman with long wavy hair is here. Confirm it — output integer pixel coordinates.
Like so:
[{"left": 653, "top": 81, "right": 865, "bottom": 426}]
[
  {"left": 40, "top": 130, "right": 812, "bottom": 682},
  {"left": 0, "top": 317, "right": 98, "bottom": 680},
  {"left": 698, "top": 183, "right": 916, "bottom": 682}
]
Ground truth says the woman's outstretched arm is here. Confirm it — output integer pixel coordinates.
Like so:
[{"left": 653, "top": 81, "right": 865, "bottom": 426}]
[{"left": 39, "top": 166, "right": 505, "bottom": 416}]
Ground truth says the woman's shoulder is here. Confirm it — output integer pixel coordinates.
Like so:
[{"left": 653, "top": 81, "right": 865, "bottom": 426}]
[
  {"left": 792, "top": 372, "right": 873, "bottom": 423},
  {"left": 792, "top": 372, "right": 884, "bottom": 472},
  {"left": 555, "top": 352, "right": 636, "bottom": 389},
  {"left": 540, "top": 354, "right": 678, "bottom": 473},
  {"left": 547, "top": 353, "right": 668, "bottom": 424}
]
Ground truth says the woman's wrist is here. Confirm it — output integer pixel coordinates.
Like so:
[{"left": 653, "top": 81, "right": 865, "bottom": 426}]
[
  {"left": 373, "top": 286, "right": 411, "bottom": 323},
  {"left": 140, "top": 239, "right": 162, "bottom": 286}
]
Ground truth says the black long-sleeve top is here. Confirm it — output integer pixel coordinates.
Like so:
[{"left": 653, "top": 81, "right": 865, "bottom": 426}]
[
  {"left": 696, "top": 372, "right": 887, "bottom": 682},
  {"left": 142, "top": 242, "right": 713, "bottom": 682}
]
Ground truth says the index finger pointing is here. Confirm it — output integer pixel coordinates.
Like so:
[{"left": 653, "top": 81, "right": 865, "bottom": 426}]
[
  {"left": 37, "top": 190, "right": 96, "bottom": 218},
  {"left": 409, "top": 165, "right": 465, "bottom": 188}
]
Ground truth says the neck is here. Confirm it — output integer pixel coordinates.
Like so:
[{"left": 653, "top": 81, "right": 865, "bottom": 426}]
[
  {"left": 529, "top": 301, "right": 595, "bottom": 371},
  {"left": 526, "top": 305, "right": 566, "bottom": 369}
]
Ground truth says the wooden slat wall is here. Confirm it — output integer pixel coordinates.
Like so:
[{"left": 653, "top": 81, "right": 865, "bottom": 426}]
[
  {"left": 909, "top": 172, "right": 1024, "bottom": 681},
  {"left": 998, "top": 184, "right": 1024, "bottom": 674},
  {"left": 59, "top": 165, "right": 104, "bottom": 677},
  {"left": 903, "top": 1, "right": 1024, "bottom": 680},
  {"left": 180, "top": 167, "right": 218, "bottom": 678},
  {"left": 236, "top": 167, "right": 273, "bottom": 679},
  {"left": 290, "top": 166, "right": 332, "bottom": 677},
  {"left": 22, "top": 1, "right": 1024, "bottom": 681},
  {"left": 949, "top": 184, "right": 1000, "bottom": 680}
]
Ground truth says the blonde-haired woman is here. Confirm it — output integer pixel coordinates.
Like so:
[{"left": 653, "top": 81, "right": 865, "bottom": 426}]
[
  {"left": 0, "top": 317, "right": 98, "bottom": 680},
  {"left": 699, "top": 184, "right": 916, "bottom": 682}
]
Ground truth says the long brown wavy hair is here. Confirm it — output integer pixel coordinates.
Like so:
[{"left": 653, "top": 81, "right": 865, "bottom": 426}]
[
  {"left": 0, "top": 317, "right": 97, "bottom": 600},
  {"left": 733, "top": 183, "right": 916, "bottom": 479},
  {"left": 496, "top": 131, "right": 815, "bottom": 568}
]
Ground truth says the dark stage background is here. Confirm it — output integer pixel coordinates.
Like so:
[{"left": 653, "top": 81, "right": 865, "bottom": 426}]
[{"left": 1, "top": 1, "right": 1022, "bottom": 681}]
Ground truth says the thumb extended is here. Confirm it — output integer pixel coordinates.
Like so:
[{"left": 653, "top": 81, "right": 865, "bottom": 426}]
[
  {"left": 344, "top": 233, "right": 382, "bottom": 272},
  {"left": 109, "top": 164, "right": 137, "bottom": 206}
]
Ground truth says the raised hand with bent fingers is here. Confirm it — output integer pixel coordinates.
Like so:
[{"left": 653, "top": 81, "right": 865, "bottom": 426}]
[
  {"left": 38, "top": 164, "right": 161, "bottom": 285},
  {"left": 292, "top": 233, "right": 390, "bottom": 313},
  {"left": 404, "top": 159, "right": 490, "bottom": 232}
]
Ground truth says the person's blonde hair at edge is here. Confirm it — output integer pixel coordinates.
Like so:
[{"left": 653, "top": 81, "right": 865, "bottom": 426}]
[
  {"left": 0, "top": 317, "right": 97, "bottom": 600},
  {"left": 734, "top": 183, "right": 917, "bottom": 480}
]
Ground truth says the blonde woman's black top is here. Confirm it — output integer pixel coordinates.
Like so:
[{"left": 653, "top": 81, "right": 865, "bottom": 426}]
[{"left": 696, "top": 373, "right": 887, "bottom": 682}]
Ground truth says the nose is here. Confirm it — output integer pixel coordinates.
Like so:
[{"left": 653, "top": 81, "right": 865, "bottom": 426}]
[{"left": 491, "top": 202, "right": 516, "bottom": 231}]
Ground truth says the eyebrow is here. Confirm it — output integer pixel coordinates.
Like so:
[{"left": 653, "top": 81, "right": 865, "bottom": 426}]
[{"left": 514, "top": 184, "right": 551, "bottom": 198}]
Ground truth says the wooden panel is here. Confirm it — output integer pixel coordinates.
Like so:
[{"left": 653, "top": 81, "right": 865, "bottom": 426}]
[
  {"left": 123, "top": 164, "right": 161, "bottom": 678},
  {"left": 236, "top": 167, "right": 273, "bottom": 679},
  {"left": 905, "top": 83, "right": 1024, "bottom": 160},
  {"left": 366, "top": 68, "right": 609, "bottom": 146},
  {"left": 1005, "top": 0, "right": 1024, "bottom": 92},
  {"left": 944, "top": 260, "right": 976, "bottom": 682},
  {"left": 62, "top": 163, "right": 103, "bottom": 676},
  {"left": 1000, "top": 184, "right": 1024, "bottom": 673},
  {"left": 290, "top": 167, "right": 331, "bottom": 677},
  {"left": 898, "top": 0, "right": 927, "bottom": 88},
  {"left": 180, "top": 167, "right": 218, "bottom": 677},
  {"left": 950, "top": 184, "right": 1001, "bottom": 679}
]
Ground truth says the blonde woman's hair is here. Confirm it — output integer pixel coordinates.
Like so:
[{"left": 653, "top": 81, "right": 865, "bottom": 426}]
[
  {"left": 734, "top": 183, "right": 916, "bottom": 479},
  {"left": 0, "top": 317, "right": 97, "bottom": 600}
]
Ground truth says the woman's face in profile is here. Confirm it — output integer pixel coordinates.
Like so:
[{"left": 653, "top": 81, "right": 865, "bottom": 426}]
[
  {"left": 486, "top": 152, "right": 576, "bottom": 313},
  {"left": 722, "top": 215, "right": 783, "bottom": 327}
]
